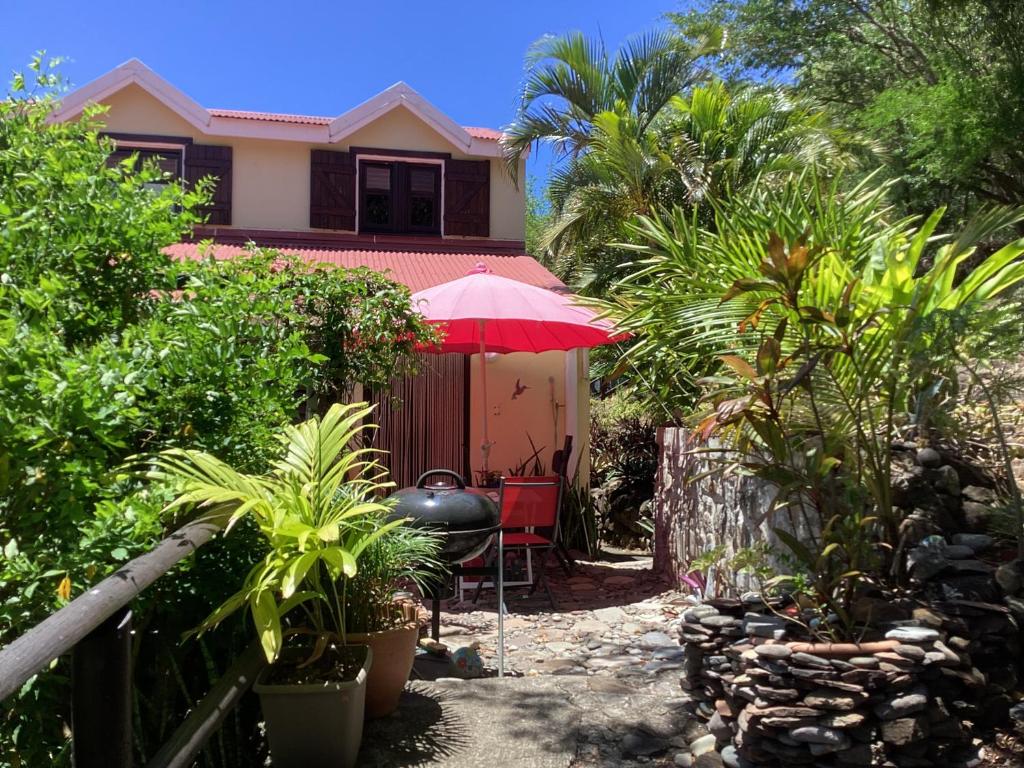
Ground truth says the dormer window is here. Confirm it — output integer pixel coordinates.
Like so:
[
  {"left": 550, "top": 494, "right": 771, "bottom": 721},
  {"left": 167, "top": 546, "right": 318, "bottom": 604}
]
[
  {"left": 105, "top": 140, "right": 183, "bottom": 193},
  {"left": 359, "top": 160, "right": 441, "bottom": 235}
]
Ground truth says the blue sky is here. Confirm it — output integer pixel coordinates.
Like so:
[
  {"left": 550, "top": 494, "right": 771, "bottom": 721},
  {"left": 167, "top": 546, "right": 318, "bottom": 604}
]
[{"left": 1, "top": 0, "right": 691, "bottom": 188}]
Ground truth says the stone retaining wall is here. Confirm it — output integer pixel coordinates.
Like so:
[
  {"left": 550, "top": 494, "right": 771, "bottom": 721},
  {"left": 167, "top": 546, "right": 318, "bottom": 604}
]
[
  {"left": 677, "top": 598, "right": 1018, "bottom": 767},
  {"left": 653, "top": 427, "right": 811, "bottom": 590}
]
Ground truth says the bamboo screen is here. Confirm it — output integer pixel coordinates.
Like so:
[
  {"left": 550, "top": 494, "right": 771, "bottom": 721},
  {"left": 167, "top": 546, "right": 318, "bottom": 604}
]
[{"left": 368, "top": 353, "right": 469, "bottom": 489}]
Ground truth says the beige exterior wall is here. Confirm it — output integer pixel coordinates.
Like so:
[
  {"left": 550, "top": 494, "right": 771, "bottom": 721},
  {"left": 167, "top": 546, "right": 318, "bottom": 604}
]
[
  {"left": 95, "top": 85, "right": 525, "bottom": 241},
  {"left": 468, "top": 351, "right": 568, "bottom": 480}
]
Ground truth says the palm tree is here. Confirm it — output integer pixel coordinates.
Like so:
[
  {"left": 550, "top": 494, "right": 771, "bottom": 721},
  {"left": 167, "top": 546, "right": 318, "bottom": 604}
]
[
  {"left": 659, "top": 81, "right": 866, "bottom": 206},
  {"left": 501, "top": 28, "right": 718, "bottom": 182},
  {"left": 541, "top": 83, "right": 859, "bottom": 292}
]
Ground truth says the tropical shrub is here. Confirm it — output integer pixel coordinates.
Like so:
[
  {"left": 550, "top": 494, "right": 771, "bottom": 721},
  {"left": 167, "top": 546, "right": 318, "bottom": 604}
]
[
  {"left": 505, "top": 25, "right": 861, "bottom": 294},
  {"left": 674, "top": 0, "right": 1024, "bottom": 221},
  {"left": 0, "top": 60, "right": 433, "bottom": 765},
  {"left": 343, "top": 523, "right": 442, "bottom": 634},
  {"left": 145, "top": 404, "right": 406, "bottom": 663},
  {"left": 590, "top": 391, "right": 659, "bottom": 498},
  {"left": 502, "top": 28, "right": 715, "bottom": 293},
  {"left": 604, "top": 173, "right": 1024, "bottom": 636}
]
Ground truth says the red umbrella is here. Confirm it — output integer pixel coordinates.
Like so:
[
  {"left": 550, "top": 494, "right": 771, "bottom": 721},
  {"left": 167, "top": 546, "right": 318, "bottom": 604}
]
[{"left": 412, "top": 266, "right": 626, "bottom": 472}]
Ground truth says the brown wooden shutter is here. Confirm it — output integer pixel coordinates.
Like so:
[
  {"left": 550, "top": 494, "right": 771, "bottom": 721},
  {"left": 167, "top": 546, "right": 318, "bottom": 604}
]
[
  {"left": 105, "top": 148, "right": 136, "bottom": 168},
  {"left": 444, "top": 159, "right": 490, "bottom": 237},
  {"left": 310, "top": 150, "right": 356, "bottom": 230},
  {"left": 184, "top": 145, "right": 232, "bottom": 225}
]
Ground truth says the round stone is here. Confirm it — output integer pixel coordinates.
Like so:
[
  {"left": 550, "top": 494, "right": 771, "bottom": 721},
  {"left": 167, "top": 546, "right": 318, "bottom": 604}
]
[
  {"left": 690, "top": 733, "right": 717, "bottom": 756},
  {"left": 790, "top": 652, "right": 831, "bottom": 668},
  {"left": 874, "top": 692, "right": 928, "bottom": 720},
  {"left": 894, "top": 644, "right": 927, "bottom": 661},
  {"left": 720, "top": 745, "right": 740, "bottom": 768},
  {"left": 996, "top": 561, "right": 1024, "bottom": 595},
  {"left": 849, "top": 656, "right": 879, "bottom": 669},
  {"left": 754, "top": 644, "right": 792, "bottom": 659},
  {"left": 952, "top": 533, "right": 995, "bottom": 553},
  {"left": 944, "top": 544, "right": 974, "bottom": 559},
  {"left": 916, "top": 447, "right": 942, "bottom": 468},
  {"left": 622, "top": 731, "right": 669, "bottom": 757},
  {"left": 885, "top": 627, "right": 940, "bottom": 643},
  {"left": 789, "top": 725, "right": 846, "bottom": 746}
]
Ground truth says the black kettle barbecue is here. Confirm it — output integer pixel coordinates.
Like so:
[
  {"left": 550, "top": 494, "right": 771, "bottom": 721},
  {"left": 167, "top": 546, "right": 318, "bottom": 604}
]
[
  {"left": 388, "top": 469, "right": 501, "bottom": 644},
  {"left": 388, "top": 469, "right": 499, "bottom": 563}
]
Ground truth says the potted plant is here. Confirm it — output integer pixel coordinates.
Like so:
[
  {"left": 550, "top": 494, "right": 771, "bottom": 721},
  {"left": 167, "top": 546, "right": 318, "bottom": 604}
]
[
  {"left": 475, "top": 469, "right": 502, "bottom": 488},
  {"left": 344, "top": 523, "right": 443, "bottom": 717},
  {"left": 147, "top": 403, "right": 403, "bottom": 768}
]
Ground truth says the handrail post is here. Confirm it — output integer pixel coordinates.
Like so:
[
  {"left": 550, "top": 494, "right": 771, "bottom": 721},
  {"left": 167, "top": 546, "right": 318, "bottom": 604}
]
[{"left": 71, "top": 607, "right": 133, "bottom": 768}]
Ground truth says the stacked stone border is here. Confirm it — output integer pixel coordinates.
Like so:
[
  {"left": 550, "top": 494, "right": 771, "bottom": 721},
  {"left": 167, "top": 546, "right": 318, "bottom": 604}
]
[{"left": 677, "top": 599, "right": 1018, "bottom": 767}]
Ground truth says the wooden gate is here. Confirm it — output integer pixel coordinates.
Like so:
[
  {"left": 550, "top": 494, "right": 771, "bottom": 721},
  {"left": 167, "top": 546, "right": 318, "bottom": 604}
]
[{"left": 368, "top": 354, "right": 469, "bottom": 489}]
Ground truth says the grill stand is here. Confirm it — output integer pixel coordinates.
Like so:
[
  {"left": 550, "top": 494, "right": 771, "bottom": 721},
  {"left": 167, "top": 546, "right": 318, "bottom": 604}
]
[{"left": 436, "top": 536, "right": 505, "bottom": 677}]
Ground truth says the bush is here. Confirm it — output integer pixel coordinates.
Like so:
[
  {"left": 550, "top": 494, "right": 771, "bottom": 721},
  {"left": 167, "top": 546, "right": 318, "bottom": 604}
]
[
  {"left": 590, "top": 391, "right": 659, "bottom": 496},
  {"left": 605, "top": 172, "right": 1024, "bottom": 636},
  {"left": 590, "top": 391, "right": 659, "bottom": 548},
  {"left": 0, "top": 59, "right": 433, "bottom": 765}
]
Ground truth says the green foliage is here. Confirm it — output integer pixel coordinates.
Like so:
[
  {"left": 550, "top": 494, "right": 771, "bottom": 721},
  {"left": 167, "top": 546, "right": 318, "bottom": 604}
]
[
  {"left": 590, "top": 391, "right": 659, "bottom": 498},
  {"left": 604, "top": 173, "right": 1024, "bottom": 636},
  {"left": 547, "top": 80, "right": 857, "bottom": 293},
  {"left": 504, "top": 26, "right": 715, "bottom": 293},
  {"left": 0, "top": 59, "right": 433, "bottom": 765},
  {"left": 0, "top": 59, "right": 205, "bottom": 346},
  {"left": 510, "top": 24, "right": 858, "bottom": 295},
  {"left": 674, "top": 0, "right": 1024, "bottom": 219},
  {"left": 689, "top": 543, "right": 774, "bottom": 595},
  {"left": 146, "top": 403, "right": 401, "bottom": 664},
  {"left": 559, "top": 467, "right": 600, "bottom": 558},
  {"left": 525, "top": 179, "right": 553, "bottom": 263},
  {"left": 503, "top": 28, "right": 718, "bottom": 181},
  {"left": 343, "top": 523, "right": 443, "bottom": 634}
]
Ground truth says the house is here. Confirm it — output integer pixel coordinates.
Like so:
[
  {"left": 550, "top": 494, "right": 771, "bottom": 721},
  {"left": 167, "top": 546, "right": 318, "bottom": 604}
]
[{"left": 51, "top": 59, "right": 590, "bottom": 488}]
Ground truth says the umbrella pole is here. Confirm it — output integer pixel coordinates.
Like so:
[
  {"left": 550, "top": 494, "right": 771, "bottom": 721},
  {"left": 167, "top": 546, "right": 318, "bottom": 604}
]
[{"left": 479, "top": 320, "right": 490, "bottom": 474}]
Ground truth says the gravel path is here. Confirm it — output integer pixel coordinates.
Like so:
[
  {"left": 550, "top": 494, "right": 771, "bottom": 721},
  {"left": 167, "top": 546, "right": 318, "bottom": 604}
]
[{"left": 357, "top": 553, "right": 706, "bottom": 767}]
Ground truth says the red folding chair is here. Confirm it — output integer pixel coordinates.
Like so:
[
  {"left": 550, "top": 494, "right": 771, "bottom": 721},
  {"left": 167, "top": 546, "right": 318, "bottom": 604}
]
[{"left": 474, "top": 475, "right": 563, "bottom": 609}]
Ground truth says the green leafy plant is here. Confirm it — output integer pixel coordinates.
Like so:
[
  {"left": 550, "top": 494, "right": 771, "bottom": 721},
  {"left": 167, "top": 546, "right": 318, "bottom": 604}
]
[
  {"left": 590, "top": 391, "right": 658, "bottom": 497},
  {"left": 507, "top": 434, "right": 547, "bottom": 477},
  {"left": 604, "top": 172, "right": 1024, "bottom": 636},
  {"left": 675, "top": 0, "right": 1024, "bottom": 220},
  {"left": 343, "top": 524, "right": 443, "bottom": 634},
  {"left": 686, "top": 543, "right": 775, "bottom": 596},
  {"left": 0, "top": 58, "right": 437, "bottom": 765},
  {"left": 145, "top": 403, "right": 401, "bottom": 664},
  {"left": 559, "top": 469, "right": 600, "bottom": 558}
]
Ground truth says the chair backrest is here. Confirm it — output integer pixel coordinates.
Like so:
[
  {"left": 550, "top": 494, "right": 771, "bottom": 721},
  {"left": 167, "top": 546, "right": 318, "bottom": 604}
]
[
  {"left": 499, "top": 475, "right": 562, "bottom": 530},
  {"left": 551, "top": 435, "right": 574, "bottom": 478}
]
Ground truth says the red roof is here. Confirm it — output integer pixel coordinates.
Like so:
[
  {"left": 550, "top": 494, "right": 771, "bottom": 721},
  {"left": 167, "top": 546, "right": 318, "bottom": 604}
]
[
  {"left": 164, "top": 243, "right": 563, "bottom": 293},
  {"left": 463, "top": 126, "right": 504, "bottom": 141},
  {"left": 209, "top": 108, "right": 502, "bottom": 139},
  {"left": 209, "top": 108, "right": 331, "bottom": 125}
]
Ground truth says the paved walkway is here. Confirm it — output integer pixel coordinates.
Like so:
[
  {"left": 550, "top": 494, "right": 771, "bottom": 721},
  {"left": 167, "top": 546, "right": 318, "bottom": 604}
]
[{"left": 358, "top": 554, "right": 704, "bottom": 767}]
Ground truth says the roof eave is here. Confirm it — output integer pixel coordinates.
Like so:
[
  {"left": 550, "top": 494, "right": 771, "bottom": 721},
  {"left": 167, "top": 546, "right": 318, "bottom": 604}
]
[{"left": 49, "top": 58, "right": 211, "bottom": 130}]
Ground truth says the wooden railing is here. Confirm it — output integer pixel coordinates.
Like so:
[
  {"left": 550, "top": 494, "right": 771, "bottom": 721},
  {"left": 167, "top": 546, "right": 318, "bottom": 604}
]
[{"left": 0, "top": 512, "right": 264, "bottom": 768}]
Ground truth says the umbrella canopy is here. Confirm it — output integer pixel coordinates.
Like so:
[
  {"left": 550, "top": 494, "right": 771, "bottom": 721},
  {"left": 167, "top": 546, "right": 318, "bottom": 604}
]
[
  {"left": 411, "top": 270, "right": 626, "bottom": 354},
  {"left": 411, "top": 267, "right": 625, "bottom": 473}
]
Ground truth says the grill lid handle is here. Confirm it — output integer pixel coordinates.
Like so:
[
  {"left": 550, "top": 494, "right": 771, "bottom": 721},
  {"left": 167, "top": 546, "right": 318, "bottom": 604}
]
[{"left": 415, "top": 469, "right": 466, "bottom": 490}]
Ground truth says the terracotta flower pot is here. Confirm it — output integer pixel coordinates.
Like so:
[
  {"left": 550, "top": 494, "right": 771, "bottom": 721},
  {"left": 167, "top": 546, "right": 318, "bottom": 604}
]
[{"left": 348, "top": 620, "right": 419, "bottom": 718}]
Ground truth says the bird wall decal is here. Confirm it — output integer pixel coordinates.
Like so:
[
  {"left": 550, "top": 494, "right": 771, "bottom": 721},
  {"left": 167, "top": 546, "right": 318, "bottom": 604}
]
[{"left": 511, "top": 378, "right": 530, "bottom": 400}]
